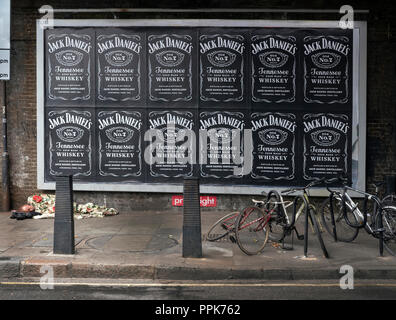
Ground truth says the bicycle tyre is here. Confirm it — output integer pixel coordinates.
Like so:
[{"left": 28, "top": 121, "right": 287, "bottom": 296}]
[
  {"left": 379, "top": 206, "right": 396, "bottom": 256},
  {"left": 235, "top": 207, "right": 269, "bottom": 255},
  {"left": 320, "top": 197, "right": 359, "bottom": 242},
  {"left": 309, "top": 205, "right": 329, "bottom": 258},
  {"left": 206, "top": 212, "right": 239, "bottom": 242}
]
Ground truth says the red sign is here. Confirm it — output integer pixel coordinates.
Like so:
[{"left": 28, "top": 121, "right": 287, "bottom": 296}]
[{"left": 172, "top": 195, "right": 217, "bottom": 207}]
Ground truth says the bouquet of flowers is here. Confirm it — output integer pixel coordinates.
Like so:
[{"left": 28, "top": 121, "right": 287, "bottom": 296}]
[{"left": 27, "top": 194, "right": 119, "bottom": 219}]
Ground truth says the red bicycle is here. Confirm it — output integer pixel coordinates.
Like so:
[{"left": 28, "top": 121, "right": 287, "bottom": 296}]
[{"left": 235, "top": 203, "right": 276, "bottom": 255}]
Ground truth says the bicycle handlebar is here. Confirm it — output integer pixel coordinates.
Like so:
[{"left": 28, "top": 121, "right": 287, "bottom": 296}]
[{"left": 281, "top": 177, "right": 328, "bottom": 194}]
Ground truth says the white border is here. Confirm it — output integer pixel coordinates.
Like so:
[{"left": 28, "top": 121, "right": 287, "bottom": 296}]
[{"left": 36, "top": 19, "right": 367, "bottom": 197}]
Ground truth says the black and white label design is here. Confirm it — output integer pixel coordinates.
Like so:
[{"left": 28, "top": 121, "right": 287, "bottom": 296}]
[
  {"left": 148, "top": 33, "right": 194, "bottom": 103},
  {"left": 97, "top": 110, "right": 143, "bottom": 179},
  {"left": 96, "top": 30, "right": 144, "bottom": 104},
  {"left": 199, "top": 111, "right": 245, "bottom": 179},
  {"left": 303, "top": 113, "right": 350, "bottom": 180},
  {"left": 46, "top": 109, "right": 93, "bottom": 178},
  {"left": 251, "top": 112, "right": 296, "bottom": 180},
  {"left": 147, "top": 110, "right": 195, "bottom": 179},
  {"left": 251, "top": 34, "right": 297, "bottom": 103},
  {"left": 303, "top": 33, "right": 351, "bottom": 104},
  {"left": 199, "top": 33, "right": 245, "bottom": 103},
  {"left": 46, "top": 29, "right": 94, "bottom": 105}
]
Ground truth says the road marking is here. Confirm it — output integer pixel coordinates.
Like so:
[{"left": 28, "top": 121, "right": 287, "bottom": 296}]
[{"left": 2, "top": 282, "right": 396, "bottom": 288}]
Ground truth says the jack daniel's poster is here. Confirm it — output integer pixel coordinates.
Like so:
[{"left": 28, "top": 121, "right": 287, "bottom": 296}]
[
  {"left": 45, "top": 108, "right": 93, "bottom": 180},
  {"left": 199, "top": 110, "right": 245, "bottom": 180},
  {"left": 302, "top": 113, "right": 351, "bottom": 181},
  {"left": 45, "top": 28, "right": 94, "bottom": 105},
  {"left": 96, "top": 29, "right": 145, "bottom": 106},
  {"left": 251, "top": 112, "right": 296, "bottom": 181},
  {"left": 97, "top": 110, "right": 143, "bottom": 181},
  {"left": 146, "top": 110, "right": 196, "bottom": 180},
  {"left": 251, "top": 31, "right": 297, "bottom": 104},
  {"left": 147, "top": 31, "right": 196, "bottom": 106},
  {"left": 303, "top": 30, "right": 352, "bottom": 104},
  {"left": 199, "top": 30, "right": 247, "bottom": 106}
]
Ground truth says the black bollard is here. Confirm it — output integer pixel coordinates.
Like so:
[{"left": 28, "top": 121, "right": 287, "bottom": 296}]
[
  {"left": 182, "top": 177, "right": 202, "bottom": 258},
  {"left": 53, "top": 175, "right": 75, "bottom": 254}
]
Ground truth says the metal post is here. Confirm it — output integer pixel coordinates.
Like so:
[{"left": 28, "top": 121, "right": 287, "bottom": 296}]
[
  {"left": 53, "top": 175, "right": 75, "bottom": 254},
  {"left": 182, "top": 177, "right": 202, "bottom": 258},
  {"left": 1, "top": 81, "right": 9, "bottom": 212},
  {"left": 377, "top": 207, "right": 384, "bottom": 257},
  {"left": 304, "top": 204, "right": 309, "bottom": 257},
  {"left": 329, "top": 192, "right": 337, "bottom": 242}
]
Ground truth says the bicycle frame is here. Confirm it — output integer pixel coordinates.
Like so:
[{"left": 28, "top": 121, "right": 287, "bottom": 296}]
[{"left": 238, "top": 206, "right": 276, "bottom": 233}]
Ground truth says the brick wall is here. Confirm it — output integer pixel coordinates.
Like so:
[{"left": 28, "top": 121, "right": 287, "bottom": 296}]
[{"left": 2, "top": 0, "right": 396, "bottom": 211}]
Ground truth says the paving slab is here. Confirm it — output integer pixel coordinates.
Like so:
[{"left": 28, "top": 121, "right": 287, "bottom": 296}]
[{"left": 1, "top": 210, "right": 396, "bottom": 280}]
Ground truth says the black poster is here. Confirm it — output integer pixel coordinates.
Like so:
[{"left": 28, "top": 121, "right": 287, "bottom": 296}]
[
  {"left": 302, "top": 113, "right": 351, "bottom": 181},
  {"left": 45, "top": 108, "right": 94, "bottom": 181},
  {"left": 147, "top": 30, "right": 196, "bottom": 107},
  {"left": 199, "top": 30, "right": 248, "bottom": 106},
  {"left": 251, "top": 112, "right": 296, "bottom": 181},
  {"left": 251, "top": 30, "right": 297, "bottom": 104},
  {"left": 303, "top": 30, "right": 353, "bottom": 105},
  {"left": 45, "top": 28, "right": 94, "bottom": 106},
  {"left": 96, "top": 29, "right": 146, "bottom": 106},
  {"left": 146, "top": 110, "right": 196, "bottom": 180},
  {"left": 199, "top": 110, "right": 246, "bottom": 180},
  {"left": 97, "top": 109, "right": 144, "bottom": 181}
]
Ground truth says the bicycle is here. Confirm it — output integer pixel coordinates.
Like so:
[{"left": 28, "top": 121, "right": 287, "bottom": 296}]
[
  {"left": 206, "top": 194, "right": 281, "bottom": 255},
  {"left": 272, "top": 178, "right": 330, "bottom": 258},
  {"left": 236, "top": 178, "right": 330, "bottom": 258},
  {"left": 233, "top": 195, "right": 286, "bottom": 255},
  {"left": 321, "top": 179, "right": 396, "bottom": 256}
]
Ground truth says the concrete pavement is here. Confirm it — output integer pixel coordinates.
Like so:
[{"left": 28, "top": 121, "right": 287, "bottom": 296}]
[{"left": 1, "top": 210, "right": 396, "bottom": 280}]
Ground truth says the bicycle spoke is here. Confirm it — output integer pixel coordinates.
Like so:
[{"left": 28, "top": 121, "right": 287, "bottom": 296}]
[{"left": 235, "top": 207, "right": 269, "bottom": 255}]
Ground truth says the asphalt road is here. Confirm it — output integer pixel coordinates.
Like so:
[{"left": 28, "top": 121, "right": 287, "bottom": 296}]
[{"left": 1, "top": 279, "right": 396, "bottom": 300}]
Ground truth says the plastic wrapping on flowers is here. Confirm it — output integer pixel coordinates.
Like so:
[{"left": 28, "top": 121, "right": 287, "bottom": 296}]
[{"left": 27, "top": 194, "right": 119, "bottom": 219}]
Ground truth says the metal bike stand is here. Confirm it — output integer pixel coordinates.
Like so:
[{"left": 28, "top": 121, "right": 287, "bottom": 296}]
[
  {"left": 378, "top": 208, "right": 384, "bottom": 257},
  {"left": 329, "top": 192, "right": 338, "bottom": 242}
]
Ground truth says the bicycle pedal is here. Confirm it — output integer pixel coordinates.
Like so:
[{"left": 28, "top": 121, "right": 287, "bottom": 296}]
[{"left": 229, "top": 235, "right": 236, "bottom": 243}]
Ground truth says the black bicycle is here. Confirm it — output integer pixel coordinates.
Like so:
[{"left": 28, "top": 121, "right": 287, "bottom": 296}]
[
  {"left": 321, "top": 179, "right": 396, "bottom": 256},
  {"left": 270, "top": 178, "right": 330, "bottom": 258}
]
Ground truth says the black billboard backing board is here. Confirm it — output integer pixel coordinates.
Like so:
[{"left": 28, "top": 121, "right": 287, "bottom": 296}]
[
  {"left": 302, "top": 112, "right": 351, "bottom": 183},
  {"left": 199, "top": 110, "right": 247, "bottom": 182},
  {"left": 250, "top": 112, "right": 297, "bottom": 182},
  {"left": 145, "top": 110, "right": 197, "bottom": 181},
  {"left": 251, "top": 29, "right": 297, "bottom": 105},
  {"left": 302, "top": 29, "right": 353, "bottom": 105},
  {"left": 96, "top": 29, "right": 146, "bottom": 107},
  {"left": 45, "top": 107, "right": 94, "bottom": 181},
  {"left": 45, "top": 28, "right": 95, "bottom": 106},
  {"left": 97, "top": 109, "right": 144, "bottom": 182},
  {"left": 199, "top": 29, "right": 249, "bottom": 108},
  {"left": 147, "top": 30, "right": 197, "bottom": 107}
]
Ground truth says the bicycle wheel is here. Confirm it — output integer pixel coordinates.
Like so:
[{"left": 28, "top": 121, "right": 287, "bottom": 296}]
[
  {"left": 379, "top": 206, "right": 396, "bottom": 256},
  {"left": 309, "top": 205, "right": 329, "bottom": 258},
  {"left": 320, "top": 197, "right": 359, "bottom": 242},
  {"left": 235, "top": 207, "right": 269, "bottom": 255},
  {"left": 206, "top": 212, "right": 239, "bottom": 242}
]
